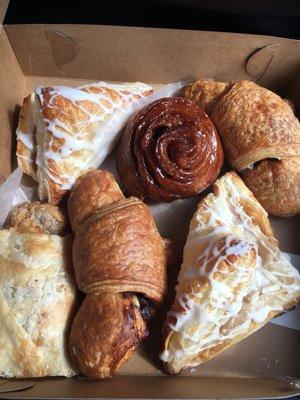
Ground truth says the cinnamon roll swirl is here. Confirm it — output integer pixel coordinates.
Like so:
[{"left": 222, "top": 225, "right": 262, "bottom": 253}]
[{"left": 116, "top": 97, "right": 224, "bottom": 201}]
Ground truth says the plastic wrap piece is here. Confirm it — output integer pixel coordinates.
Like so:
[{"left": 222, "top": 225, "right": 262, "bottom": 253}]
[
  {"left": 0, "top": 168, "right": 37, "bottom": 228},
  {"left": 0, "top": 168, "right": 23, "bottom": 228}
]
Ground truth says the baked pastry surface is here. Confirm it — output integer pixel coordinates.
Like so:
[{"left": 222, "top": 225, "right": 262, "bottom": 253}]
[
  {"left": 8, "top": 202, "right": 69, "bottom": 235},
  {"left": 68, "top": 170, "right": 167, "bottom": 378},
  {"left": 116, "top": 97, "right": 224, "bottom": 202},
  {"left": 0, "top": 203, "right": 77, "bottom": 378},
  {"left": 183, "top": 80, "right": 300, "bottom": 216},
  {"left": 241, "top": 157, "right": 300, "bottom": 217},
  {"left": 16, "top": 82, "right": 152, "bottom": 204},
  {"left": 0, "top": 229, "right": 77, "bottom": 377},
  {"left": 161, "top": 172, "right": 300, "bottom": 374}
]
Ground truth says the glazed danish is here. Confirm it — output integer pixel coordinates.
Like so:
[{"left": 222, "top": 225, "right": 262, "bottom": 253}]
[
  {"left": 117, "top": 97, "right": 224, "bottom": 202},
  {"left": 16, "top": 82, "right": 152, "bottom": 204},
  {"left": 161, "top": 172, "right": 300, "bottom": 374}
]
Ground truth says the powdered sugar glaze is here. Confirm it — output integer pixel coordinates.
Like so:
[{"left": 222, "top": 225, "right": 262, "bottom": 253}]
[
  {"left": 160, "top": 174, "right": 300, "bottom": 366},
  {"left": 16, "top": 82, "right": 152, "bottom": 194},
  {"left": 34, "top": 82, "right": 153, "bottom": 190}
]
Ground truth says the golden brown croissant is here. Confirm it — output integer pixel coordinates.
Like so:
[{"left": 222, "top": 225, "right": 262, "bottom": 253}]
[
  {"left": 68, "top": 170, "right": 167, "bottom": 378},
  {"left": 183, "top": 80, "right": 300, "bottom": 216},
  {"left": 160, "top": 172, "right": 300, "bottom": 374}
]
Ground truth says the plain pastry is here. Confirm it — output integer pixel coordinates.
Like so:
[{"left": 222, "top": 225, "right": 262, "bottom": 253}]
[
  {"left": 0, "top": 202, "right": 77, "bottom": 378},
  {"left": 16, "top": 82, "right": 153, "bottom": 205},
  {"left": 183, "top": 80, "right": 300, "bottom": 216},
  {"left": 68, "top": 170, "right": 167, "bottom": 378},
  {"left": 160, "top": 172, "right": 300, "bottom": 374},
  {"left": 7, "top": 202, "right": 69, "bottom": 235}
]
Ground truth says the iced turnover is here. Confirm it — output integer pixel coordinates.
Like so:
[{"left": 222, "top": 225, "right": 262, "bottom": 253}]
[
  {"left": 15, "top": 82, "right": 152, "bottom": 205},
  {"left": 160, "top": 171, "right": 300, "bottom": 375}
]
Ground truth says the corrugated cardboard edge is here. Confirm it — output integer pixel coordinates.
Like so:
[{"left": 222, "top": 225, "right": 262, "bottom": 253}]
[
  {"left": 0, "top": 0, "right": 9, "bottom": 24},
  {"left": 1, "top": 376, "right": 300, "bottom": 399}
]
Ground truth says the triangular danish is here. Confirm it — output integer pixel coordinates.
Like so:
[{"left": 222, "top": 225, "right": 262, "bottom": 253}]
[
  {"left": 16, "top": 82, "right": 152, "bottom": 204},
  {"left": 161, "top": 172, "right": 300, "bottom": 374}
]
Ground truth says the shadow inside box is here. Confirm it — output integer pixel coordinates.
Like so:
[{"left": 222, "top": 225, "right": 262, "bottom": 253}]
[{"left": 8, "top": 105, "right": 20, "bottom": 171}]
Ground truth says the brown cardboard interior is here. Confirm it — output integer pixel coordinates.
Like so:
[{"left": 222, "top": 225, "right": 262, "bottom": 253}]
[
  {"left": 0, "top": 0, "right": 9, "bottom": 25},
  {"left": 0, "top": 23, "right": 300, "bottom": 399}
]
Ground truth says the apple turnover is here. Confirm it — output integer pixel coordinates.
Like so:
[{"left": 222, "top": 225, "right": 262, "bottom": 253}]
[
  {"left": 161, "top": 172, "right": 300, "bottom": 374},
  {"left": 16, "top": 82, "right": 152, "bottom": 204}
]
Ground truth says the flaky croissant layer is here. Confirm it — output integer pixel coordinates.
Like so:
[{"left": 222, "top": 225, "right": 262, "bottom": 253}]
[
  {"left": 183, "top": 79, "right": 300, "bottom": 216},
  {"left": 68, "top": 170, "right": 167, "bottom": 378},
  {"left": 69, "top": 293, "right": 148, "bottom": 378}
]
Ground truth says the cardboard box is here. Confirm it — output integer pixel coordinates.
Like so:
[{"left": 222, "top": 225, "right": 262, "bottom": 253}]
[{"left": 0, "top": 3, "right": 300, "bottom": 398}]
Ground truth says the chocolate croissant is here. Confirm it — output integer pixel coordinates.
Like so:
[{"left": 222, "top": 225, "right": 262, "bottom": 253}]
[
  {"left": 116, "top": 97, "right": 224, "bottom": 202},
  {"left": 183, "top": 80, "right": 300, "bottom": 216},
  {"left": 68, "top": 170, "right": 167, "bottom": 378}
]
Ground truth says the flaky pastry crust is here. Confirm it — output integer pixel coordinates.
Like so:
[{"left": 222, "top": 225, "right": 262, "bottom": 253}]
[
  {"left": 161, "top": 172, "right": 300, "bottom": 374},
  {"left": 241, "top": 157, "right": 300, "bottom": 217},
  {"left": 183, "top": 79, "right": 300, "bottom": 216},
  {"left": 8, "top": 202, "right": 69, "bottom": 235},
  {"left": 0, "top": 225, "right": 77, "bottom": 377},
  {"left": 16, "top": 83, "right": 152, "bottom": 205},
  {"left": 68, "top": 170, "right": 167, "bottom": 378}
]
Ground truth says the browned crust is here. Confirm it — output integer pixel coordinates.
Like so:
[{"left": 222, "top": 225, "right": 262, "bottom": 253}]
[
  {"left": 183, "top": 80, "right": 231, "bottom": 115},
  {"left": 241, "top": 157, "right": 300, "bottom": 217},
  {"left": 68, "top": 169, "right": 124, "bottom": 232},
  {"left": 73, "top": 196, "right": 166, "bottom": 304},
  {"left": 210, "top": 81, "right": 300, "bottom": 170},
  {"left": 161, "top": 171, "right": 298, "bottom": 374},
  {"left": 69, "top": 293, "right": 148, "bottom": 378},
  {"left": 68, "top": 169, "right": 168, "bottom": 378},
  {"left": 7, "top": 202, "right": 69, "bottom": 235},
  {"left": 183, "top": 79, "right": 300, "bottom": 217}
]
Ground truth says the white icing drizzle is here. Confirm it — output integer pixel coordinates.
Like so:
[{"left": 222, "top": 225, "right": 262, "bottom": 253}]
[
  {"left": 16, "top": 129, "right": 34, "bottom": 151},
  {"left": 160, "top": 175, "right": 300, "bottom": 365},
  {"left": 18, "top": 82, "right": 152, "bottom": 191}
]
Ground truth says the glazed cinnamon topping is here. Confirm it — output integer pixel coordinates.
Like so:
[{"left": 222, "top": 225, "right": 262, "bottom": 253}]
[{"left": 116, "top": 97, "right": 224, "bottom": 202}]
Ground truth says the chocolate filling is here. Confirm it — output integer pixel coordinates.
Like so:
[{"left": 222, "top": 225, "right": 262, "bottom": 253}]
[{"left": 123, "top": 292, "right": 155, "bottom": 323}]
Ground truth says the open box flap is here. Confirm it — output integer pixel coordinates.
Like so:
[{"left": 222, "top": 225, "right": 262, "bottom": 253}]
[
  {"left": 0, "top": 0, "right": 9, "bottom": 25},
  {"left": 3, "top": 24, "right": 300, "bottom": 100}
]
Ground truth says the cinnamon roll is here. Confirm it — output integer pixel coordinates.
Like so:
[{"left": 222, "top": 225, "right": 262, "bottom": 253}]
[{"left": 116, "top": 97, "right": 224, "bottom": 202}]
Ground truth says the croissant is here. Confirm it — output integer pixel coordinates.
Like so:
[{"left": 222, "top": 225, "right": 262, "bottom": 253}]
[
  {"left": 16, "top": 82, "right": 152, "bottom": 205},
  {"left": 116, "top": 97, "right": 224, "bottom": 202},
  {"left": 183, "top": 80, "right": 300, "bottom": 216},
  {"left": 160, "top": 172, "right": 300, "bottom": 375},
  {"left": 68, "top": 170, "right": 167, "bottom": 378}
]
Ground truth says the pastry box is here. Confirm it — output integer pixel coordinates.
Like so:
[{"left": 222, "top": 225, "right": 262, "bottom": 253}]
[{"left": 0, "top": 0, "right": 300, "bottom": 398}]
